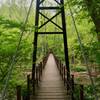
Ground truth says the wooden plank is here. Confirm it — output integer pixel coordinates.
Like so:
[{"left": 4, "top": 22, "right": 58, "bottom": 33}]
[{"left": 31, "top": 54, "right": 71, "bottom": 100}]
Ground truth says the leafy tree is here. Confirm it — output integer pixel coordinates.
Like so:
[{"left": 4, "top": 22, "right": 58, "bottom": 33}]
[{"left": 66, "top": 0, "right": 100, "bottom": 41}]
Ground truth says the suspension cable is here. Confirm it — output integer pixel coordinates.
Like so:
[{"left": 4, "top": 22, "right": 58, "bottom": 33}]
[
  {"left": 1, "top": 0, "right": 34, "bottom": 99},
  {"left": 53, "top": 2, "right": 74, "bottom": 95},
  {"left": 67, "top": 1, "right": 98, "bottom": 100}
]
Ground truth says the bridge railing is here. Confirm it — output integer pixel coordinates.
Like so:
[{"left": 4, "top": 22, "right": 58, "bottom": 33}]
[
  {"left": 54, "top": 54, "right": 84, "bottom": 100},
  {"left": 16, "top": 52, "right": 49, "bottom": 100}
]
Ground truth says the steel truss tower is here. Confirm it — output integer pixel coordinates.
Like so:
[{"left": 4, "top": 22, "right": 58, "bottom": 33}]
[{"left": 32, "top": 0, "right": 70, "bottom": 89}]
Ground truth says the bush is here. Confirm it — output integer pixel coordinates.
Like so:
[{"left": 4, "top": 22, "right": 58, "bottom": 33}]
[{"left": 72, "top": 66, "right": 86, "bottom": 72}]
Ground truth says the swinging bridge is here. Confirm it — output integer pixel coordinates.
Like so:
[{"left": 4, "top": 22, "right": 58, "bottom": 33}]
[{"left": 0, "top": 0, "right": 98, "bottom": 100}]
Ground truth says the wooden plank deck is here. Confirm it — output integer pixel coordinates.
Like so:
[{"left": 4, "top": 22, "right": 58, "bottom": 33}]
[{"left": 31, "top": 54, "right": 71, "bottom": 100}]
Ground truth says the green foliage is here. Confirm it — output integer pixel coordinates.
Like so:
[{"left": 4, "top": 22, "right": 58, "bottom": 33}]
[
  {"left": 0, "top": 0, "right": 99, "bottom": 99},
  {"left": 0, "top": 16, "right": 22, "bottom": 28},
  {"left": 73, "top": 84, "right": 95, "bottom": 100},
  {"left": 84, "top": 85, "right": 95, "bottom": 100},
  {"left": 72, "top": 65, "right": 86, "bottom": 72}
]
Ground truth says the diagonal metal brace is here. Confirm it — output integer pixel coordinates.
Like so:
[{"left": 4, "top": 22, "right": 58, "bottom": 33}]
[
  {"left": 39, "top": 12, "right": 63, "bottom": 30},
  {"left": 39, "top": 0, "right": 45, "bottom": 5},
  {"left": 38, "top": 10, "right": 62, "bottom": 29},
  {"left": 54, "top": 0, "right": 61, "bottom": 5}
]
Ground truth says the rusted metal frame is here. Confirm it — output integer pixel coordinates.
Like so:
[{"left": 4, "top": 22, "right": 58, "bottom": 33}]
[
  {"left": 39, "top": 11, "right": 63, "bottom": 30},
  {"left": 38, "top": 10, "right": 62, "bottom": 29},
  {"left": 60, "top": 0, "right": 70, "bottom": 90}
]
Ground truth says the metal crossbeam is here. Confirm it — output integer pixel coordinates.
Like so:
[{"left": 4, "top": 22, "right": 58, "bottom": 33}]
[
  {"left": 39, "top": 7, "right": 60, "bottom": 10},
  {"left": 37, "top": 32, "right": 63, "bottom": 34}
]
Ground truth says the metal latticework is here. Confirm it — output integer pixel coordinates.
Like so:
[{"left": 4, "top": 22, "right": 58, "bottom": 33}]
[{"left": 32, "top": 0, "right": 70, "bottom": 89}]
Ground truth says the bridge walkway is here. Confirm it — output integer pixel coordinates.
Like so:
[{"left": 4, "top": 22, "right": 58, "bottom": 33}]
[{"left": 31, "top": 54, "right": 71, "bottom": 100}]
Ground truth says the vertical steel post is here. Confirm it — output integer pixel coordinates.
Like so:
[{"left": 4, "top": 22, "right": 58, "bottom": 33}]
[
  {"left": 32, "top": 0, "right": 40, "bottom": 81},
  {"left": 60, "top": 0, "right": 70, "bottom": 90}
]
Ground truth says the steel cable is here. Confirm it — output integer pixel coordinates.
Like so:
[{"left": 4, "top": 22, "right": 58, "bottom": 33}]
[
  {"left": 0, "top": 0, "right": 34, "bottom": 99},
  {"left": 67, "top": 1, "right": 98, "bottom": 100}
]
